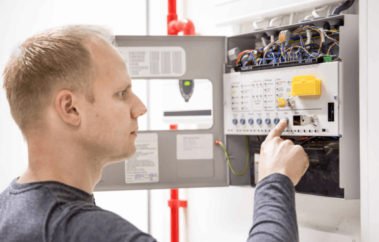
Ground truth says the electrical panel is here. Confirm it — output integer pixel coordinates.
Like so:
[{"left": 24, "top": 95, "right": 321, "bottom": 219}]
[
  {"left": 225, "top": 15, "right": 359, "bottom": 199},
  {"left": 224, "top": 63, "right": 339, "bottom": 136},
  {"left": 97, "top": 15, "right": 359, "bottom": 199}
]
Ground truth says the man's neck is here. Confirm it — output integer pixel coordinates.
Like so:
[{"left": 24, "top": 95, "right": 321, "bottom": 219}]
[
  {"left": 18, "top": 136, "right": 104, "bottom": 194},
  {"left": 18, "top": 166, "right": 101, "bottom": 194}
]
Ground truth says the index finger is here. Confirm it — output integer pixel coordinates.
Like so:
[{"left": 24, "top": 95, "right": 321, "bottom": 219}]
[{"left": 266, "top": 119, "right": 288, "bottom": 140}]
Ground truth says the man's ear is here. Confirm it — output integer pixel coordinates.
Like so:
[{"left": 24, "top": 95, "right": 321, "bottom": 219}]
[{"left": 55, "top": 90, "right": 81, "bottom": 127}]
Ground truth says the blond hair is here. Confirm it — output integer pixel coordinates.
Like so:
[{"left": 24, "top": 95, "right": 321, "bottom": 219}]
[{"left": 3, "top": 25, "right": 113, "bottom": 132}]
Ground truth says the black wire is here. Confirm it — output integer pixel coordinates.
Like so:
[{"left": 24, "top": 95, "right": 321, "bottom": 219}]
[
  {"left": 332, "top": 0, "right": 355, "bottom": 15},
  {"left": 299, "top": 137, "right": 318, "bottom": 146}
]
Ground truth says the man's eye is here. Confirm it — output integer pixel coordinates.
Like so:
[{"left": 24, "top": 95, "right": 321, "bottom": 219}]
[{"left": 119, "top": 90, "right": 128, "bottom": 98}]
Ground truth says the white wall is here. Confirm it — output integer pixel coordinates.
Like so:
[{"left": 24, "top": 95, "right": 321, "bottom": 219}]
[
  {"left": 360, "top": 0, "right": 379, "bottom": 241},
  {"left": 0, "top": 0, "right": 149, "bottom": 233},
  {"left": 0, "top": 0, "right": 148, "bottom": 189}
]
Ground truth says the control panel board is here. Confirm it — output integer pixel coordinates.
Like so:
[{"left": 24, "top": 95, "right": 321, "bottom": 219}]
[{"left": 224, "top": 62, "right": 339, "bottom": 136}]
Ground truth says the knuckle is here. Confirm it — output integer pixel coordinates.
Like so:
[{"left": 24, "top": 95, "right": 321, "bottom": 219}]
[
  {"left": 294, "top": 144, "right": 304, "bottom": 151},
  {"left": 283, "top": 139, "right": 294, "bottom": 146}
]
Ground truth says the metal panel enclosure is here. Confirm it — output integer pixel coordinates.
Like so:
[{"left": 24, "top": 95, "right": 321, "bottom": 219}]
[{"left": 96, "top": 36, "right": 227, "bottom": 191}]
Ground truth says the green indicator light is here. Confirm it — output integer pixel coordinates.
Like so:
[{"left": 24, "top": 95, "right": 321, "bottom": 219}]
[{"left": 184, "top": 81, "right": 191, "bottom": 86}]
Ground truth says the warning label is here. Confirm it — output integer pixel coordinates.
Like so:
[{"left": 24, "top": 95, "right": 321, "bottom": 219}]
[{"left": 120, "top": 46, "right": 186, "bottom": 77}]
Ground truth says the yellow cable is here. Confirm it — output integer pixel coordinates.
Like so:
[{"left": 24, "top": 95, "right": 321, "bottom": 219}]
[{"left": 215, "top": 137, "right": 250, "bottom": 177}]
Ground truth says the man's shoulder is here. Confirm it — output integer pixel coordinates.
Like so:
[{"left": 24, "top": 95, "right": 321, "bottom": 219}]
[
  {"left": 0, "top": 180, "right": 97, "bottom": 242},
  {"left": 1, "top": 181, "right": 156, "bottom": 242}
]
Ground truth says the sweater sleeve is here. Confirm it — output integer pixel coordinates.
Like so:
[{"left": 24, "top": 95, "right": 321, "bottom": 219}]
[{"left": 247, "top": 173, "right": 298, "bottom": 242}]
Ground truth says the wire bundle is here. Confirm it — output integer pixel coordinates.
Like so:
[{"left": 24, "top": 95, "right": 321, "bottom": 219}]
[{"left": 234, "top": 25, "right": 340, "bottom": 71}]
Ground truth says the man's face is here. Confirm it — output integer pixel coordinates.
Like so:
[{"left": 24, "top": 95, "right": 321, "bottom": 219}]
[{"left": 78, "top": 39, "right": 146, "bottom": 163}]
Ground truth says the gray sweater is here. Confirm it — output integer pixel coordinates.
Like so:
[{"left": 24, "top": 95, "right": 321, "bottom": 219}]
[{"left": 0, "top": 173, "right": 297, "bottom": 242}]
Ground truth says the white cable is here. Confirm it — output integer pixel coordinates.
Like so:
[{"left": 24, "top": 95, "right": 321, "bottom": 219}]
[
  {"left": 326, "top": 4, "right": 335, "bottom": 16},
  {"left": 303, "top": 14, "right": 313, "bottom": 21},
  {"left": 269, "top": 16, "right": 282, "bottom": 27},
  {"left": 319, "top": 28, "right": 326, "bottom": 44},
  {"left": 253, "top": 18, "right": 266, "bottom": 30},
  {"left": 306, "top": 29, "right": 312, "bottom": 45},
  {"left": 270, "top": 35, "right": 275, "bottom": 43},
  {"left": 312, "top": 5, "right": 329, "bottom": 18}
]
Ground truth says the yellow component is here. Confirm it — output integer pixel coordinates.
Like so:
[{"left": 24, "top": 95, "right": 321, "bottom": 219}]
[
  {"left": 291, "top": 75, "right": 322, "bottom": 96},
  {"left": 278, "top": 30, "right": 291, "bottom": 44},
  {"left": 277, "top": 98, "right": 287, "bottom": 108}
]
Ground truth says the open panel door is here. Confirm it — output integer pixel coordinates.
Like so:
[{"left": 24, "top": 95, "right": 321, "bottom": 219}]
[{"left": 96, "top": 36, "right": 227, "bottom": 191}]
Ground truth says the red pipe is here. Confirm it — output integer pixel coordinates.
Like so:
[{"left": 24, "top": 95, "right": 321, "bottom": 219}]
[
  {"left": 168, "top": 189, "right": 187, "bottom": 242},
  {"left": 167, "top": 0, "right": 178, "bottom": 25},
  {"left": 170, "top": 189, "right": 179, "bottom": 242},
  {"left": 167, "top": 1, "right": 194, "bottom": 242},
  {"left": 168, "top": 125, "right": 187, "bottom": 242},
  {"left": 167, "top": 0, "right": 195, "bottom": 36},
  {"left": 168, "top": 19, "right": 195, "bottom": 36}
]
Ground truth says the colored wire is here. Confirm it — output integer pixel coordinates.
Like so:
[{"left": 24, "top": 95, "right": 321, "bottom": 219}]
[
  {"left": 303, "top": 26, "right": 325, "bottom": 53},
  {"left": 236, "top": 50, "right": 253, "bottom": 65},
  {"left": 247, "top": 52, "right": 257, "bottom": 65},
  {"left": 215, "top": 138, "right": 250, "bottom": 177},
  {"left": 270, "top": 52, "right": 277, "bottom": 64},
  {"left": 324, "top": 31, "right": 340, "bottom": 47},
  {"left": 286, "top": 45, "right": 318, "bottom": 59},
  {"left": 327, "top": 42, "right": 339, "bottom": 55}
]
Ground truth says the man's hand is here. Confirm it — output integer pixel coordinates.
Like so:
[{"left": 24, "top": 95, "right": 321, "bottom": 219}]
[{"left": 258, "top": 119, "right": 309, "bottom": 186}]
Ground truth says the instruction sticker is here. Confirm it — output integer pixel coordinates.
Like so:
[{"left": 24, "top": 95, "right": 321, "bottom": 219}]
[
  {"left": 125, "top": 133, "right": 159, "bottom": 184},
  {"left": 177, "top": 134, "right": 213, "bottom": 160},
  {"left": 119, "top": 46, "right": 186, "bottom": 77}
]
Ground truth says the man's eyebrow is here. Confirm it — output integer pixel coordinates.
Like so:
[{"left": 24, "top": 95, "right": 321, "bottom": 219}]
[{"left": 118, "top": 84, "right": 131, "bottom": 91}]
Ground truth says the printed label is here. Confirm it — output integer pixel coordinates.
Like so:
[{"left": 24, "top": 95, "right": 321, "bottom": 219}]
[
  {"left": 120, "top": 46, "right": 186, "bottom": 77},
  {"left": 177, "top": 134, "right": 213, "bottom": 160},
  {"left": 125, "top": 133, "right": 159, "bottom": 184}
]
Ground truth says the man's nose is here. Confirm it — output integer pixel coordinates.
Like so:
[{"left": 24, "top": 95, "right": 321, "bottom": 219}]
[{"left": 131, "top": 95, "right": 147, "bottom": 119}]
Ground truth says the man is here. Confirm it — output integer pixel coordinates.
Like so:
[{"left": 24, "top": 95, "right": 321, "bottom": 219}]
[{"left": 0, "top": 26, "right": 309, "bottom": 242}]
